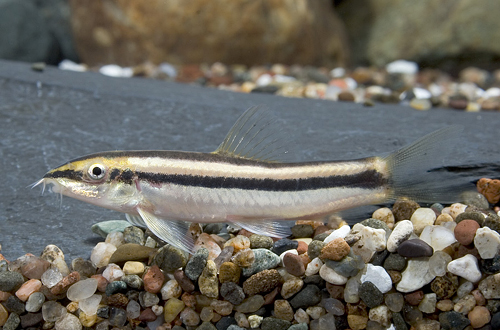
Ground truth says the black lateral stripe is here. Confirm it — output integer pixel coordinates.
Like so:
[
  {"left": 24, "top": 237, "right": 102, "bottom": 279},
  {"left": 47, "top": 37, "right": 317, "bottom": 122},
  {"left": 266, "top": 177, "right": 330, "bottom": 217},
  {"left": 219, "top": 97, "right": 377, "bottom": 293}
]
[
  {"left": 44, "top": 169, "right": 83, "bottom": 181},
  {"left": 137, "top": 169, "right": 387, "bottom": 191}
]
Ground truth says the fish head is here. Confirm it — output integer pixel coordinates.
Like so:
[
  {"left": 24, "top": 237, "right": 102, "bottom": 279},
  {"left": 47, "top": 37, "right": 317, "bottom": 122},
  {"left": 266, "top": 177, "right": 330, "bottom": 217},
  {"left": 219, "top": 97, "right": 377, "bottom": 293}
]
[{"left": 36, "top": 154, "right": 140, "bottom": 212}]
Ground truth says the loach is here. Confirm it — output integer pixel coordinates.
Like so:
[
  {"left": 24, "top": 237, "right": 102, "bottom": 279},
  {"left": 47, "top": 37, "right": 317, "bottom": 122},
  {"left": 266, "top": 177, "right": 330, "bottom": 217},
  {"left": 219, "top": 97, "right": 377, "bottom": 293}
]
[{"left": 34, "top": 106, "right": 466, "bottom": 253}]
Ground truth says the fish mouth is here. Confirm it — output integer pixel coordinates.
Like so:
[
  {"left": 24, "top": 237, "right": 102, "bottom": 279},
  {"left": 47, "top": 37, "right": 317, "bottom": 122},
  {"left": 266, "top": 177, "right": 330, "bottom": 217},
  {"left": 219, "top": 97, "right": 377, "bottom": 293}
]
[{"left": 30, "top": 177, "right": 64, "bottom": 194}]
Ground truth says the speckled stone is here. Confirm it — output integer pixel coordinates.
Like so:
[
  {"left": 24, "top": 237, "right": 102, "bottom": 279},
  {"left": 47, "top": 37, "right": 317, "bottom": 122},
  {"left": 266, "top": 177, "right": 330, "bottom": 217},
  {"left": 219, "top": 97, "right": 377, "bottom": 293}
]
[
  {"left": 383, "top": 253, "right": 407, "bottom": 271},
  {"left": 392, "top": 199, "right": 420, "bottom": 222},
  {"left": 219, "top": 262, "right": 241, "bottom": 284},
  {"left": 291, "top": 225, "right": 314, "bottom": 238},
  {"left": 185, "top": 247, "right": 209, "bottom": 281},
  {"left": 439, "top": 311, "right": 470, "bottom": 330},
  {"left": 249, "top": 235, "right": 274, "bottom": 249},
  {"left": 220, "top": 282, "right": 246, "bottom": 305},
  {"left": 274, "top": 300, "right": 294, "bottom": 321},
  {"left": 320, "top": 238, "right": 350, "bottom": 261},
  {"left": 0, "top": 271, "right": 25, "bottom": 292},
  {"left": 151, "top": 245, "right": 188, "bottom": 273},
  {"left": 272, "top": 239, "right": 299, "bottom": 255},
  {"left": 360, "top": 218, "right": 391, "bottom": 234},
  {"left": 455, "top": 211, "right": 485, "bottom": 226},
  {"left": 461, "top": 191, "right": 490, "bottom": 209},
  {"left": 123, "top": 226, "right": 145, "bottom": 245},
  {"left": 397, "top": 239, "right": 433, "bottom": 258},
  {"left": 243, "top": 269, "right": 283, "bottom": 296},
  {"left": 260, "top": 316, "right": 291, "bottom": 330},
  {"left": 359, "top": 281, "right": 383, "bottom": 308},
  {"left": 289, "top": 284, "right": 321, "bottom": 309},
  {"left": 480, "top": 255, "right": 500, "bottom": 274},
  {"left": 431, "top": 273, "right": 459, "bottom": 299},
  {"left": 241, "top": 249, "right": 280, "bottom": 277},
  {"left": 281, "top": 277, "right": 304, "bottom": 299},
  {"left": 198, "top": 260, "right": 219, "bottom": 298},
  {"left": 307, "top": 240, "right": 326, "bottom": 261}
]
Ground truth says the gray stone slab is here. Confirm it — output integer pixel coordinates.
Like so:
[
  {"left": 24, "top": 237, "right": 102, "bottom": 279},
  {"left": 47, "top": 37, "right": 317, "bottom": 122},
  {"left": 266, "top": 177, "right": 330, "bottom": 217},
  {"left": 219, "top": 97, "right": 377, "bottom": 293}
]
[{"left": 0, "top": 59, "right": 498, "bottom": 261}]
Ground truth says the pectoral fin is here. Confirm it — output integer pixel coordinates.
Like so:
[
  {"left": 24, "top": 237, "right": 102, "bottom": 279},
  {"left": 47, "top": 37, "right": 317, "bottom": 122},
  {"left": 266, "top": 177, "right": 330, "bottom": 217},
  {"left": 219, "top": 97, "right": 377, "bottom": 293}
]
[
  {"left": 229, "top": 219, "right": 292, "bottom": 238},
  {"left": 137, "top": 208, "right": 194, "bottom": 254}
]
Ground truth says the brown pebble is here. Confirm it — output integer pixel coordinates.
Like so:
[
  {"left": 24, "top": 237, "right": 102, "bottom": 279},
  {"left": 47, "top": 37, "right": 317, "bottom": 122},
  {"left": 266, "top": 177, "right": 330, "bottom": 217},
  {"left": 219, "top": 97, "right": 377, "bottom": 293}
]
[
  {"left": 182, "top": 292, "right": 197, "bottom": 308},
  {"left": 320, "top": 238, "right": 350, "bottom": 261},
  {"left": 174, "top": 269, "right": 195, "bottom": 293},
  {"left": 455, "top": 244, "right": 480, "bottom": 260},
  {"left": 107, "top": 293, "right": 128, "bottom": 307},
  {"left": 404, "top": 290, "right": 424, "bottom": 305},
  {"left": 219, "top": 262, "right": 241, "bottom": 284},
  {"left": 91, "top": 274, "right": 108, "bottom": 293},
  {"left": 468, "top": 305, "right": 491, "bottom": 328},
  {"left": 448, "top": 94, "right": 469, "bottom": 110},
  {"left": 108, "top": 243, "right": 156, "bottom": 264},
  {"left": 264, "top": 287, "right": 280, "bottom": 305},
  {"left": 237, "top": 229, "right": 254, "bottom": 238},
  {"left": 50, "top": 271, "right": 80, "bottom": 295},
  {"left": 283, "top": 253, "right": 305, "bottom": 277},
  {"left": 274, "top": 299, "right": 294, "bottom": 321},
  {"left": 313, "top": 225, "right": 330, "bottom": 237},
  {"left": 387, "top": 270, "right": 402, "bottom": 284},
  {"left": 0, "top": 291, "right": 12, "bottom": 302},
  {"left": 454, "top": 220, "right": 480, "bottom": 246},
  {"left": 472, "top": 289, "right": 486, "bottom": 306},
  {"left": 138, "top": 308, "right": 157, "bottom": 322},
  {"left": 392, "top": 199, "right": 420, "bottom": 221},
  {"left": 477, "top": 178, "right": 500, "bottom": 204},
  {"left": 296, "top": 241, "right": 308, "bottom": 255},
  {"left": 338, "top": 91, "right": 355, "bottom": 102},
  {"left": 326, "top": 283, "right": 344, "bottom": 299},
  {"left": 20, "top": 257, "right": 50, "bottom": 279},
  {"left": 143, "top": 265, "right": 164, "bottom": 294},
  {"left": 243, "top": 269, "right": 283, "bottom": 296}
]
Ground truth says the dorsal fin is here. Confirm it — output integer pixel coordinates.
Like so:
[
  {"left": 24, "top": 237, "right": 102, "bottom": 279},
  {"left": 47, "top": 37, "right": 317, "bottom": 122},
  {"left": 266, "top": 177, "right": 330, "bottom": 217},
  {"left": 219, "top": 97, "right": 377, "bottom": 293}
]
[{"left": 214, "top": 105, "right": 293, "bottom": 163}]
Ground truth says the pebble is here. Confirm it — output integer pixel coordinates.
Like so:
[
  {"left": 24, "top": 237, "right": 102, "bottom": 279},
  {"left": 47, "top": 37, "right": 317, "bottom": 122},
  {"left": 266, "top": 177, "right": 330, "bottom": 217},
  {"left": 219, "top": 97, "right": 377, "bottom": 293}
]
[
  {"left": 174, "top": 269, "right": 195, "bottom": 293},
  {"left": 419, "top": 225, "right": 457, "bottom": 251},
  {"left": 468, "top": 305, "right": 491, "bottom": 328},
  {"left": 283, "top": 252, "right": 305, "bottom": 276},
  {"left": 289, "top": 284, "right": 322, "bottom": 309},
  {"left": 307, "top": 240, "right": 326, "bottom": 260},
  {"left": 386, "top": 220, "right": 413, "bottom": 252},
  {"left": 51, "top": 271, "right": 80, "bottom": 295},
  {"left": 323, "top": 225, "right": 351, "bottom": 243},
  {"left": 281, "top": 277, "right": 304, "bottom": 299},
  {"left": 320, "top": 237, "right": 350, "bottom": 261},
  {"left": 0, "top": 271, "right": 25, "bottom": 292},
  {"left": 71, "top": 258, "right": 96, "bottom": 278},
  {"left": 385, "top": 292, "right": 404, "bottom": 312},
  {"left": 66, "top": 278, "right": 97, "bottom": 301},
  {"left": 102, "top": 263, "right": 124, "bottom": 282},
  {"left": 429, "top": 250, "right": 452, "bottom": 276},
  {"left": 241, "top": 249, "right": 280, "bottom": 277},
  {"left": 90, "top": 242, "right": 117, "bottom": 268},
  {"left": 220, "top": 282, "right": 246, "bottom": 305},
  {"left": 123, "top": 261, "right": 145, "bottom": 275},
  {"left": 243, "top": 269, "right": 283, "bottom": 296},
  {"left": 185, "top": 247, "right": 209, "bottom": 281},
  {"left": 431, "top": 273, "right": 459, "bottom": 299},
  {"left": 232, "top": 248, "right": 255, "bottom": 267},
  {"left": 397, "top": 239, "right": 433, "bottom": 258},
  {"left": 396, "top": 258, "right": 435, "bottom": 293},
  {"left": 372, "top": 207, "right": 395, "bottom": 229},
  {"left": 477, "top": 178, "right": 500, "bottom": 204},
  {"left": 91, "top": 220, "right": 131, "bottom": 238},
  {"left": 152, "top": 245, "right": 188, "bottom": 272},
  {"left": 392, "top": 199, "right": 420, "bottom": 221},
  {"left": 109, "top": 243, "right": 155, "bottom": 264},
  {"left": 358, "top": 281, "right": 383, "bottom": 308},
  {"left": 25, "top": 291, "right": 45, "bottom": 312},
  {"left": 219, "top": 262, "right": 241, "bottom": 284},
  {"left": 350, "top": 224, "right": 387, "bottom": 262},
  {"left": 248, "top": 314, "right": 264, "bottom": 328},
  {"left": 272, "top": 238, "right": 299, "bottom": 255},
  {"left": 160, "top": 279, "right": 182, "bottom": 300},
  {"left": 143, "top": 265, "right": 164, "bottom": 294},
  {"left": 42, "top": 300, "right": 67, "bottom": 322},
  {"left": 274, "top": 299, "right": 294, "bottom": 321},
  {"left": 235, "top": 294, "right": 265, "bottom": 313},
  {"left": 319, "top": 264, "right": 348, "bottom": 285},
  {"left": 474, "top": 226, "right": 500, "bottom": 259},
  {"left": 447, "top": 254, "right": 482, "bottom": 283},
  {"left": 198, "top": 260, "right": 219, "bottom": 298},
  {"left": 225, "top": 235, "right": 251, "bottom": 253},
  {"left": 454, "top": 219, "right": 480, "bottom": 245},
  {"left": 194, "top": 233, "right": 222, "bottom": 260},
  {"left": 410, "top": 208, "right": 437, "bottom": 234},
  {"left": 15, "top": 278, "right": 42, "bottom": 301},
  {"left": 249, "top": 234, "right": 274, "bottom": 249},
  {"left": 383, "top": 253, "right": 407, "bottom": 271},
  {"left": 79, "top": 294, "right": 101, "bottom": 315},
  {"left": 360, "top": 264, "right": 392, "bottom": 293},
  {"left": 163, "top": 297, "right": 185, "bottom": 323}
]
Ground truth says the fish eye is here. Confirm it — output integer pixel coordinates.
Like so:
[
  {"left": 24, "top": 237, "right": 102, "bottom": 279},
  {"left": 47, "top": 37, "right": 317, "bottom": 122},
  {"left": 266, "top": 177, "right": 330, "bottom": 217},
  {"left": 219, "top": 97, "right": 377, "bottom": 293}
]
[{"left": 88, "top": 164, "right": 106, "bottom": 180}]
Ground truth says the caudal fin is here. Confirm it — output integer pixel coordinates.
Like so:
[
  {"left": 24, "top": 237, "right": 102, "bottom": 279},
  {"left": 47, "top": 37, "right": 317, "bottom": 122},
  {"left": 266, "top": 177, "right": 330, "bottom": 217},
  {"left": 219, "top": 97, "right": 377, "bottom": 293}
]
[{"left": 384, "top": 125, "right": 471, "bottom": 203}]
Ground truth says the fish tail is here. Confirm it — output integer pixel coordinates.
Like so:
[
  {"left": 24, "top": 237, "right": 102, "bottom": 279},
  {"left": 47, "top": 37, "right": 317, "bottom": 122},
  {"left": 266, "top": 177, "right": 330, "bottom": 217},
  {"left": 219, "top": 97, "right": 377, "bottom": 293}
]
[{"left": 384, "top": 125, "right": 470, "bottom": 203}]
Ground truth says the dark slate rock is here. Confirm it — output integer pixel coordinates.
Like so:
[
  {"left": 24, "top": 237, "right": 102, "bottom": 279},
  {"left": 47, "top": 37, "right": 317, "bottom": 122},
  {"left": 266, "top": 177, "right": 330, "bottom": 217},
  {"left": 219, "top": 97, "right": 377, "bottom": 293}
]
[
  {"left": 185, "top": 247, "right": 209, "bottom": 281},
  {"left": 260, "top": 317, "right": 291, "bottom": 330},
  {"left": 271, "top": 238, "right": 298, "bottom": 255},
  {"left": 2, "top": 312, "right": 20, "bottom": 330},
  {"left": 97, "top": 306, "right": 110, "bottom": 318},
  {"left": 481, "top": 255, "right": 500, "bottom": 274},
  {"left": 0, "top": 271, "right": 24, "bottom": 292},
  {"left": 216, "top": 316, "right": 237, "bottom": 330},
  {"left": 325, "top": 253, "right": 364, "bottom": 278},
  {"left": 384, "top": 253, "right": 407, "bottom": 271},
  {"left": 220, "top": 282, "right": 246, "bottom": 306},
  {"left": 105, "top": 281, "right": 127, "bottom": 296},
  {"left": 20, "top": 312, "right": 43, "bottom": 328},
  {"left": 439, "top": 311, "right": 471, "bottom": 330},
  {"left": 359, "top": 281, "right": 384, "bottom": 308},
  {"left": 291, "top": 224, "right": 314, "bottom": 238},
  {"left": 1, "top": 59, "right": 499, "bottom": 261},
  {"left": 397, "top": 239, "right": 433, "bottom": 258},
  {"left": 491, "top": 312, "right": 500, "bottom": 330},
  {"left": 289, "top": 284, "right": 322, "bottom": 309},
  {"left": 251, "top": 85, "right": 279, "bottom": 94},
  {"left": 307, "top": 240, "right": 326, "bottom": 260},
  {"left": 203, "top": 223, "right": 224, "bottom": 235},
  {"left": 370, "top": 249, "right": 390, "bottom": 266},
  {"left": 3, "top": 296, "right": 25, "bottom": 314},
  {"left": 392, "top": 312, "right": 408, "bottom": 330}
]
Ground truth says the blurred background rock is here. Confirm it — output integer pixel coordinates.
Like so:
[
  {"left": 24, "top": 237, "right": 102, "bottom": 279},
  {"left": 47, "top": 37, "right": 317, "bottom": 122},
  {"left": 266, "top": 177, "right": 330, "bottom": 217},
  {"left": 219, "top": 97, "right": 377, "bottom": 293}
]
[{"left": 1, "top": 0, "right": 498, "bottom": 73}]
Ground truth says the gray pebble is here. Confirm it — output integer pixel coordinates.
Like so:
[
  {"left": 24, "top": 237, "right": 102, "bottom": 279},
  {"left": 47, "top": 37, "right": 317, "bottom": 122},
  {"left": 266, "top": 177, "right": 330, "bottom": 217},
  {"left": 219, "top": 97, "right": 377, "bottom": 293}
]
[
  {"left": 261, "top": 317, "right": 291, "bottom": 330},
  {"left": 185, "top": 247, "right": 209, "bottom": 281},
  {"left": 360, "top": 218, "right": 391, "bottom": 234},
  {"left": 384, "top": 253, "right": 407, "bottom": 271},
  {"left": 291, "top": 224, "right": 314, "bottom": 238},
  {"left": 359, "top": 281, "right": 383, "bottom": 308},
  {"left": 122, "top": 274, "right": 143, "bottom": 290},
  {"left": 0, "top": 270, "right": 24, "bottom": 292},
  {"left": 220, "top": 282, "right": 246, "bottom": 305},
  {"left": 109, "top": 307, "right": 127, "bottom": 327},
  {"left": 313, "top": 232, "right": 330, "bottom": 241},
  {"left": 241, "top": 249, "right": 280, "bottom": 277},
  {"left": 307, "top": 240, "right": 326, "bottom": 260},
  {"left": 325, "top": 253, "right": 364, "bottom": 277},
  {"left": 249, "top": 234, "right": 274, "bottom": 249},
  {"left": 289, "top": 284, "right": 322, "bottom": 309},
  {"left": 25, "top": 291, "right": 45, "bottom": 312},
  {"left": 152, "top": 245, "right": 188, "bottom": 272},
  {"left": 123, "top": 226, "right": 145, "bottom": 245},
  {"left": 71, "top": 257, "right": 96, "bottom": 278},
  {"left": 3, "top": 296, "right": 25, "bottom": 314},
  {"left": 226, "top": 325, "right": 246, "bottom": 330},
  {"left": 288, "top": 323, "right": 309, "bottom": 330},
  {"left": 461, "top": 191, "right": 490, "bottom": 209},
  {"left": 271, "top": 239, "right": 298, "bottom": 255},
  {"left": 3, "top": 312, "right": 20, "bottom": 330},
  {"left": 203, "top": 223, "right": 224, "bottom": 235},
  {"left": 197, "top": 321, "right": 218, "bottom": 330}
]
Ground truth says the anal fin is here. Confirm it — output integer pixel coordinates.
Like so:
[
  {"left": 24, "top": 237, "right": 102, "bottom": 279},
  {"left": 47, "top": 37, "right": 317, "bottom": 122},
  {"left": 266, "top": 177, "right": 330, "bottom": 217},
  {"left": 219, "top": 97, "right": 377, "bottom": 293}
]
[
  {"left": 137, "top": 208, "right": 194, "bottom": 254},
  {"left": 229, "top": 219, "right": 292, "bottom": 238}
]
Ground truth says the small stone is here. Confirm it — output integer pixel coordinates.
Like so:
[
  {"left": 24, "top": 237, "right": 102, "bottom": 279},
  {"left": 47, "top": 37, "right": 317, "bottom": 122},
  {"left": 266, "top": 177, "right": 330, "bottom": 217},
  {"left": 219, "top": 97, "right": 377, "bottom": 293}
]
[
  {"left": 140, "top": 291, "right": 160, "bottom": 308},
  {"left": 214, "top": 246, "right": 234, "bottom": 270},
  {"left": 291, "top": 224, "right": 314, "bottom": 238},
  {"left": 350, "top": 224, "right": 386, "bottom": 263},
  {"left": 477, "top": 177, "right": 500, "bottom": 204},
  {"left": 25, "top": 291, "right": 45, "bottom": 312},
  {"left": 91, "top": 220, "right": 131, "bottom": 238},
  {"left": 71, "top": 258, "right": 96, "bottom": 278},
  {"left": 323, "top": 225, "right": 351, "bottom": 243},
  {"left": 419, "top": 225, "right": 457, "bottom": 251},
  {"left": 198, "top": 260, "right": 219, "bottom": 298},
  {"left": 185, "top": 247, "right": 209, "bottom": 281},
  {"left": 54, "top": 312, "right": 82, "bottom": 330},
  {"left": 347, "top": 314, "right": 369, "bottom": 330},
  {"left": 108, "top": 307, "right": 127, "bottom": 327},
  {"left": 79, "top": 294, "right": 102, "bottom": 315},
  {"left": 200, "top": 306, "right": 214, "bottom": 322},
  {"left": 397, "top": 239, "right": 433, "bottom": 258},
  {"left": 123, "top": 226, "right": 145, "bottom": 245},
  {"left": 468, "top": 305, "right": 491, "bottom": 328},
  {"left": 319, "top": 264, "right": 348, "bottom": 285},
  {"left": 248, "top": 314, "right": 264, "bottom": 328},
  {"left": 385, "top": 292, "right": 404, "bottom": 312},
  {"left": 194, "top": 233, "right": 222, "bottom": 260},
  {"left": 289, "top": 284, "right": 321, "bottom": 309},
  {"left": 474, "top": 226, "right": 500, "bottom": 259},
  {"left": 15, "top": 278, "right": 42, "bottom": 302},
  {"left": 383, "top": 253, "right": 407, "bottom": 271},
  {"left": 435, "top": 213, "right": 454, "bottom": 225},
  {"left": 123, "top": 261, "right": 145, "bottom": 275},
  {"left": 273, "top": 299, "right": 294, "bottom": 321},
  {"left": 243, "top": 269, "right": 282, "bottom": 296},
  {"left": 260, "top": 316, "right": 291, "bottom": 330},
  {"left": 397, "top": 258, "right": 435, "bottom": 293},
  {"left": 447, "top": 254, "right": 482, "bottom": 283},
  {"left": 369, "top": 305, "right": 391, "bottom": 327},
  {"left": 358, "top": 281, "right": 383, "bottom": 308},
  {"left": 173, "top": 269, "right": 195, "bottom": 293},
  {"left": 319, "top": 237, "right": 350, "bottom": 261},
  {"left": 108, "top": 243, "right": 156, "bottom": 264},
  {"left": 102, "top": 263, "right": 124, "bottom": 282},
  {"left": 15, "top": 255, "right": 50, "bottom": 280},
  {"left": 372, "top": 207, "right": 395, "bottom": 229},
  {"left": 231, "top": 249, "right": 255, "bottom": 268},
  {"left": 151, "top": 245, "right": 188, "bottom": 273},
  {"left": 479, "top": 274, "right": 500, "bottom": 299},
  {"left": 235, "top": 295, "right": 265, "bottom": 313},
  {"left": 50, "top": 271, "right": 80, "bottom": 295},
  {"left": 126, "top": 299, "right": 141, "bottom": 319},
  {"left": 392, "top": 199, "right": 420, "bottom": 222},
  {"left": 386, "top": 220, "right": 413, "bottom": 252},
  {"left": 305, "top": 257, "right": 323, "bottom": 276},
  {"left": 224, "top": 235, "right": 251, "bottom": 253},
  {"left": 19, "top": 312, "right": 43, "bottom": 328},
  {"left": 360, "top": 264, "right": 392, "bottom": 293},
  {"left": 282, "top": 253, "right": 305, "bottom": 276},
  {"left": 431, "top": 273, "right": 459, "bottom": 299},
  {"left": 405, "top": 290, "right": 424, "bottom": 306},
  {"left": 344, "top": 277, "right": 360, "bottom": 304},
  {"left": 138, "top": 307, "right": 157, "bottom": 322},
  {"left": 410, "top": 208, "right": 436, "bottom": 234},
  {"left": 105, "top": 230, "right": 125, "bottom": 247},
  {"left": 436, "top": 299, "right": 454, "bottom": 312},
  {"left": 0, "top": 271, "right": 25, "bottom": 292},
  {"left": 122, "top": 275, "right": 143, "bottom": 289},
  {"left": 210, "top": 300, "right": 233, "bottom": 316},
  {"left": 143, "top": 265, "right": 164, "bottom": 294},
  {"left": 307, "top": 240, "right": 326, "bottom": 261},
  {"left": 249, "top": 234, "right": 274, "bottom": 249},
  {"left": 306, "top": 306, "right": 325, "bottom": 320},
  {"left": 90, "top": 242, "right": 117, "bottom": 268},
  {"left": 163, "top": 297, "right": 185, "bottom": 323},
  {"left": 41, "top": 268, "right": 64, "bottom": 289},
  {"left": 241, "top": 249, "right": 280, "bottom": 277},
  {"left": 429, "top": 250, "right": 452, "bottom": 277},
  {"left": 455, "top": 211, "right": 486, "bottom": 226},
  {"left": 454, "top": 294, "right": 476, "bottom": 314},
  {"left": 66, "top": 278, "right": 98, "bottom": 302},
  {"left": 42, "top": 301, "right": 67, "bottom": 322},
  {"left": 161, "top": 279, "right": 182, "bottom": 300},
  {"left": 220, "top": 282, "right": 245, "bottom": 305},
  {"left": 454, "top": 220, "right": 480, "bottom": 246}
]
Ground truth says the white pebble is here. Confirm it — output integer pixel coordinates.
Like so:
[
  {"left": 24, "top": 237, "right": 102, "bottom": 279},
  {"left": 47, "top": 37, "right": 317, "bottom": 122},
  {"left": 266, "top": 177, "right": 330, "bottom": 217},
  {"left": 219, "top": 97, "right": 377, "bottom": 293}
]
[
  {"left": 105, "top": 231, "right": 125, "bottom": 247},
  {"left": 396, "top": 259, "right": 435, "bottom": 293},
  {"left": 386, "top": 220, "right": 413, "bottom": 252},
  {"left": 474, "top": 227, "right": 500, "bottom": 259},
  {"left": 305, "top": 257, "right": 323, "bottom": 276},
  {"left": 161, "top": 279, "right": 182, "bottom": 300},
  {"left": 99, "top": 64, "right": 133, "bottom": 78},
  {"left": 351, "top": 224, "right": 387, "bottom": 262},
  {"left": 360, "top": 264, "right": 392, "bottom": 293},
  {"left": 447, "top": 254, "right": 482, "bottom": 283},
  {"left": 79, "top": 294, "right": 102, "bottom": 316},
  {"left": 90, "top": 242, "right": 117, "bottom": 268},
  {"left": 102, "top": 263, "right": 124, "bottom": 282},
  {"left": 66, "top": 278, "right": 98, "bottom": 302},
  {"left": 324, "top": 225, "right": 351, "bottom": 243},
  {"left": 386, "top": 59, "right": 418, "bottom": 75},
  {"left": 294, "top": 308, "right": 310, "bottom": 324},
  {"left": 429, "top": 251, "right": 452, "bottom": 277},
  {"left": 418, "top": 293, "right": 437, "bottom": 313},
  {"left": 344, "top": 277, "right": 361, "bottom": 304},
  {"left": 372, "top": 207, "right": 395, "bottom": 229},
  {"left": 126, "top": 299, "right": 141, "bottom": 319},
  {"left": 58, "top": 59, "right": 87, "bottom": 72},
  {"left": 248, "top": 315, "right": 263, "bottom": 328},
  {"left": 419, "top": 225, "right": 456, "bottom": 251},
  {"left": 41, "top": 268, "right": 64, "bottom": 289},
  {"left": 54, "top": 313, "right": 82, "bottom": 330},
  {"left": 410, "top": 208, "right": 436, "bottom": 234},
  {"left": 442, "top": 203, "right": 467, "bottom": 220},
  {"left": 319, "top": 264, "right": 348, "bottom": 285},
  {"left": 369, "top": 305, "right": 391, "bottom": 327},
  {"left": 306, "top": 306, "right": 325, "bottom": 320}
]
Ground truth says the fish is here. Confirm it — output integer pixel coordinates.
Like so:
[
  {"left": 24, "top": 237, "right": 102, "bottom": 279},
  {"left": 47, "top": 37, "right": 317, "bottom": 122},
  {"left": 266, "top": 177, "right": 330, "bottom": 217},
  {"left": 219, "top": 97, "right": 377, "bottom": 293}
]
[{"left": 34, "top": 106, "right": 464, "bottom": 253}]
